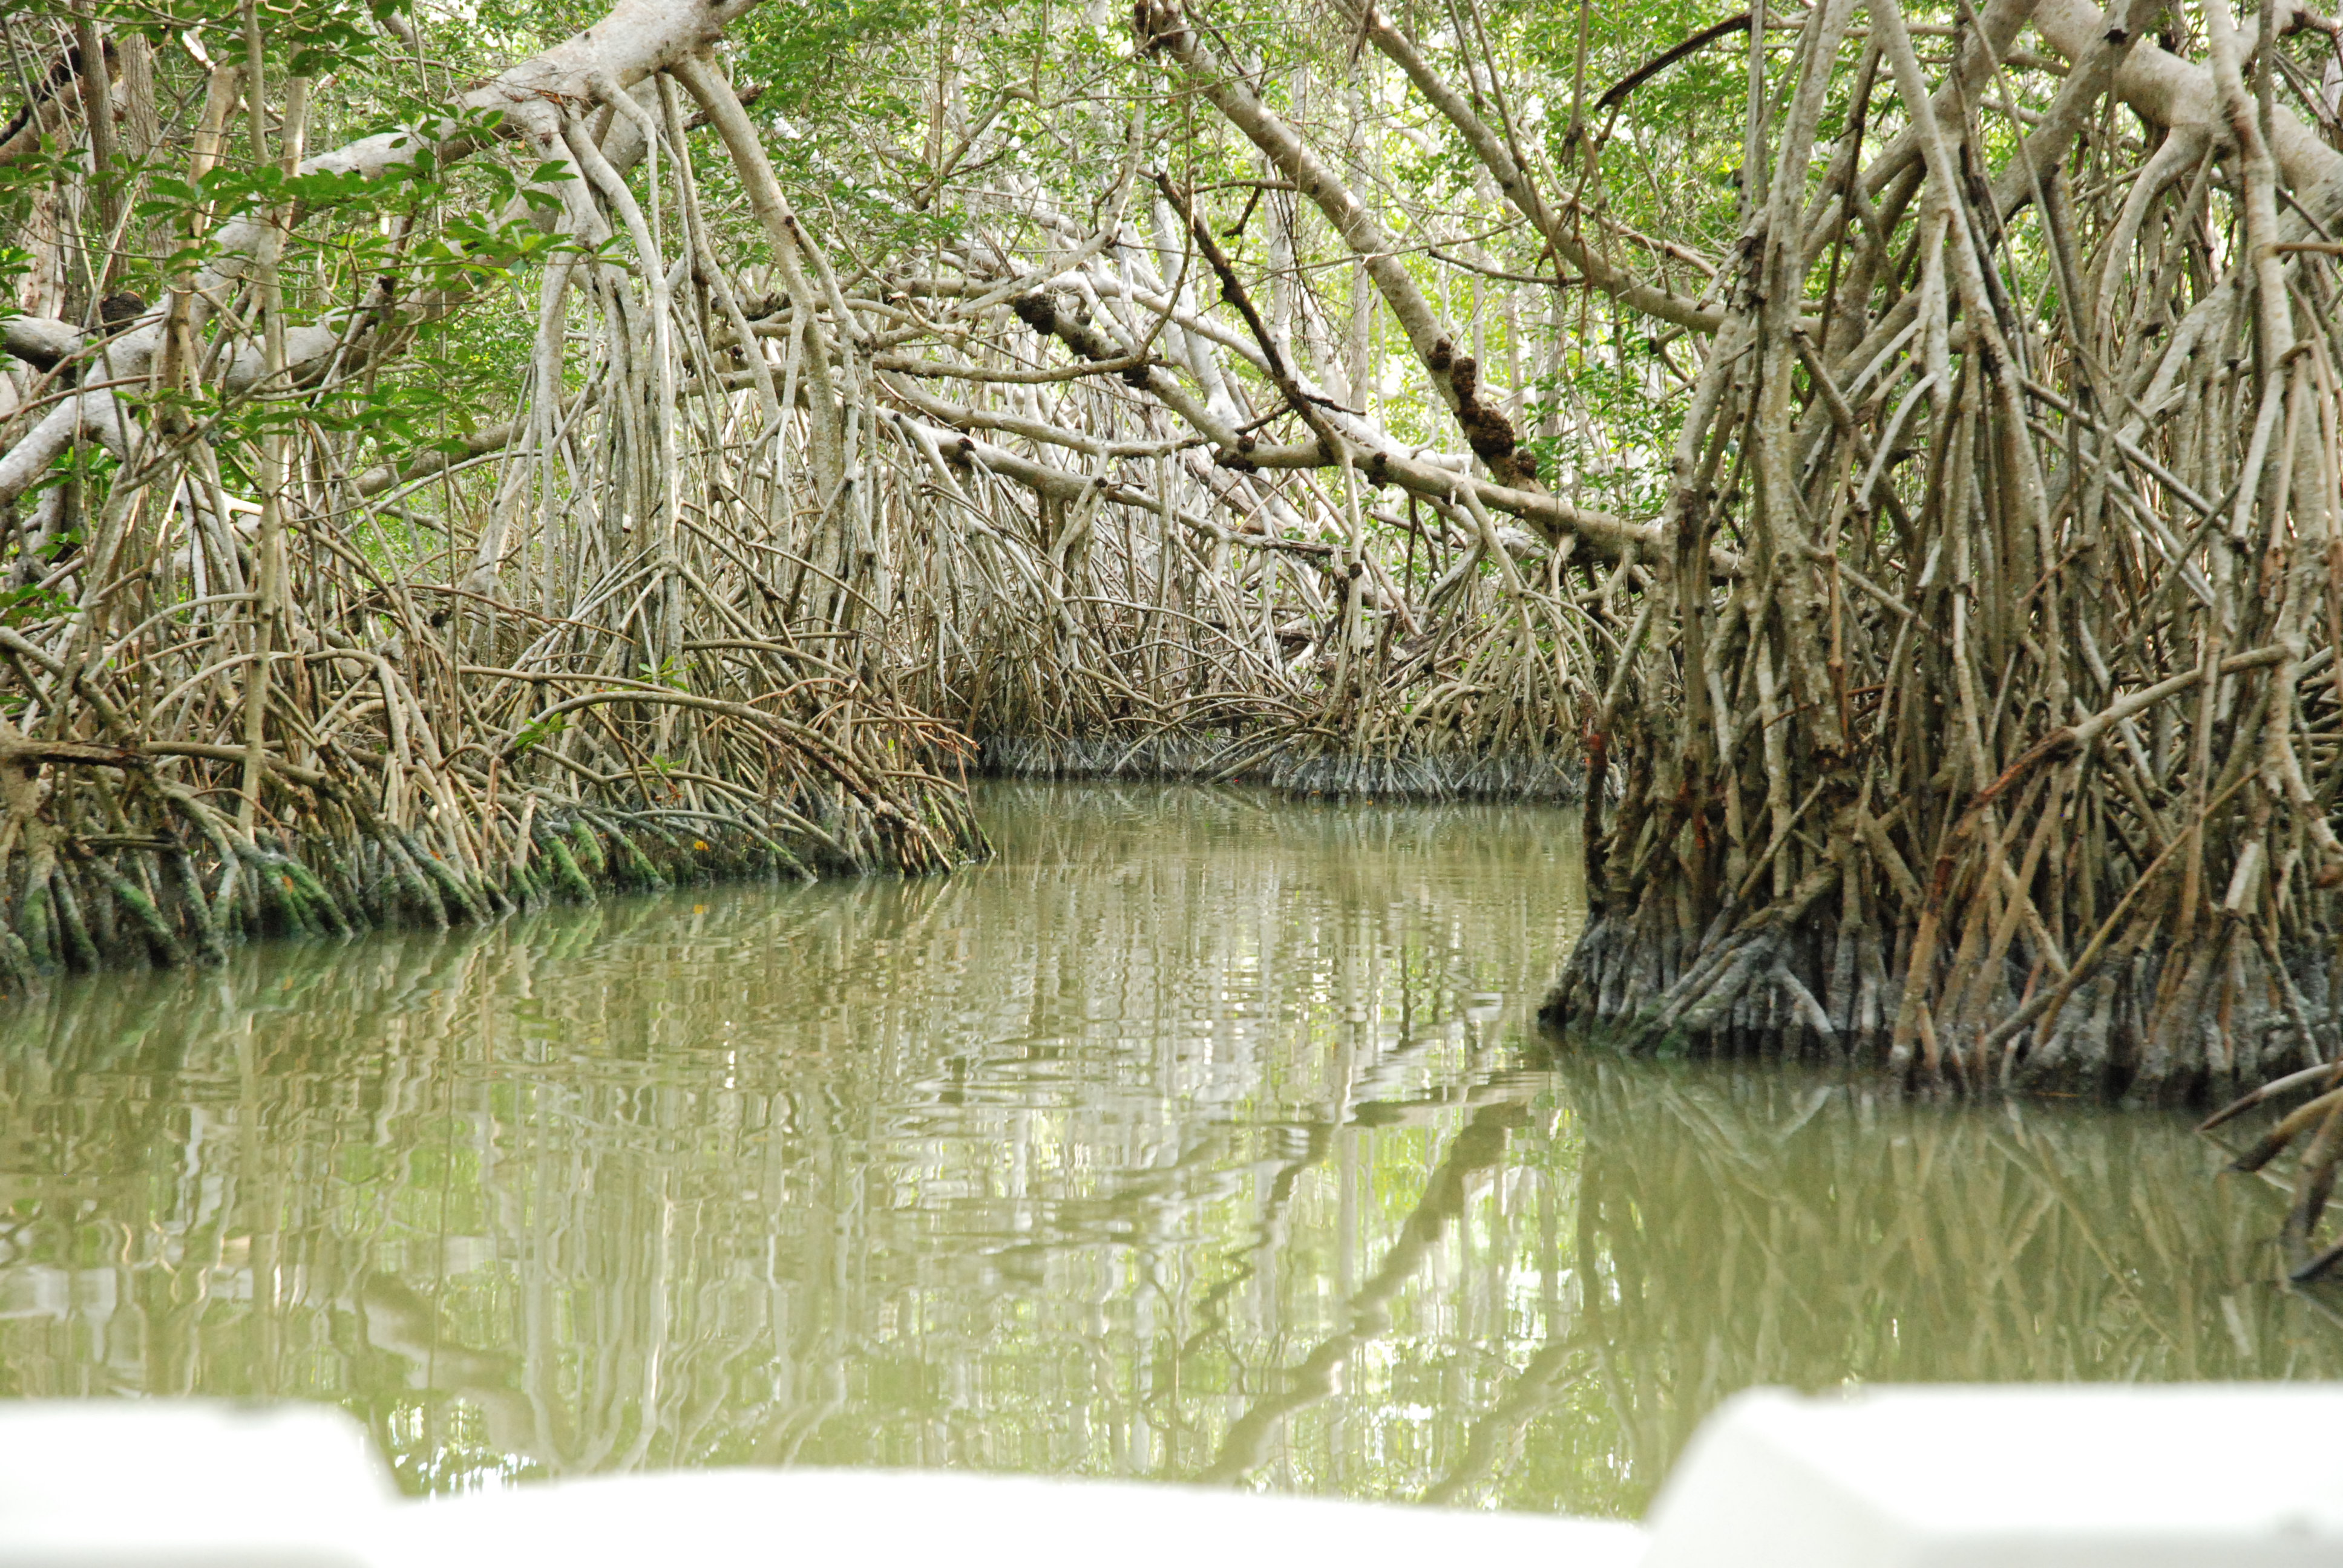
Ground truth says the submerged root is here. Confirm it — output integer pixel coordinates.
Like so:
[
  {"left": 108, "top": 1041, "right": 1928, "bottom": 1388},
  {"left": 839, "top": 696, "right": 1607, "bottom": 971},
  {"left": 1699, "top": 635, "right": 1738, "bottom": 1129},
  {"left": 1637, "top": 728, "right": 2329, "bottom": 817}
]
[
  {"left": 0, "top": 788, "right": 940, "bottom": 1003},
  {"left": 978, "top": 730, "right": 1582, "bottom": 801},
  {"left": 1545, "top": 901, "right": 2339, "bottom": 1109}
]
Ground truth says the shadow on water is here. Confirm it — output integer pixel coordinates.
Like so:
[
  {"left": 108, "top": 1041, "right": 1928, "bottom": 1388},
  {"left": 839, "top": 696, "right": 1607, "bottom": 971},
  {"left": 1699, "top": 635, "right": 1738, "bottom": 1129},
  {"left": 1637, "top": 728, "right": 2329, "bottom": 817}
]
[
  {"left": 1547, "top": 1057, "right": 2343, "bottom": 1509},
  {"left": 0, "top": 782, "right": 2332, "bottom": 1515}
]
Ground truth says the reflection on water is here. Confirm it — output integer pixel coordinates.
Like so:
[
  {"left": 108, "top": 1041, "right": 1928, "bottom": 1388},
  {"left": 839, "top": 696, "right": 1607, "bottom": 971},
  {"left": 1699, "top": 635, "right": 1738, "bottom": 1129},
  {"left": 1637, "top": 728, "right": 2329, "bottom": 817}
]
[{"left": 0, "top": 783, "right": 2329, "bottom": 1515}]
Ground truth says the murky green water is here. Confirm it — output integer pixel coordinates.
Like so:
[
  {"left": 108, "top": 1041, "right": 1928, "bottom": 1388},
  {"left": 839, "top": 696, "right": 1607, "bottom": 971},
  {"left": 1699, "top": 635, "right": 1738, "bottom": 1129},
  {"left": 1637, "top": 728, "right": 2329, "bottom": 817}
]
[{"left": 0, "top": 783, "right": 2334, "bottom": 1515}]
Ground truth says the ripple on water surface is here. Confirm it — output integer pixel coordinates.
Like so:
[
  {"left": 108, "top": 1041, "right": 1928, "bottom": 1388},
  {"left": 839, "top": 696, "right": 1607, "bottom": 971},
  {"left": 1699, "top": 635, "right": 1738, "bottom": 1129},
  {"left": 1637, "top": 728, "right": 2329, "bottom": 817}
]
[{"left": 0, "top": 782, "right": 2330, "bottom": 1513}]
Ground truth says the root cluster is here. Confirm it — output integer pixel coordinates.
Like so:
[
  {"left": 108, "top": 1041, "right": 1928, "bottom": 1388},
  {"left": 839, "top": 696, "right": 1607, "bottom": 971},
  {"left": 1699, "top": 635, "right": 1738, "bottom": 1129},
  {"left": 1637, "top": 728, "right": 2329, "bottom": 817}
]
[{"left": 1539, "top": 0, "right": 2343, "bottom": 1148}]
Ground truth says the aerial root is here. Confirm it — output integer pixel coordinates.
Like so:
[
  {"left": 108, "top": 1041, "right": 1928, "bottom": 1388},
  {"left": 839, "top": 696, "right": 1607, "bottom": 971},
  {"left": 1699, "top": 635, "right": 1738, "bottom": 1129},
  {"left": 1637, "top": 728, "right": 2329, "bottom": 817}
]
[
  {"left": 0, "top": 788, "right": 960, "bottom": 1002},
  {"left": 1545, "top": 890, "right": 2338, "bottom": 1108}
]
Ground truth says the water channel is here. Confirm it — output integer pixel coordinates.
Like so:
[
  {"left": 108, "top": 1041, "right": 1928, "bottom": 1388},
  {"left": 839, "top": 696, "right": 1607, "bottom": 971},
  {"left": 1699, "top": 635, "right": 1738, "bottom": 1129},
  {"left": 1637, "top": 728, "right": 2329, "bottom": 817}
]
[{"left": 0, "top": 783, "right": 2335, "bottom": 1516}]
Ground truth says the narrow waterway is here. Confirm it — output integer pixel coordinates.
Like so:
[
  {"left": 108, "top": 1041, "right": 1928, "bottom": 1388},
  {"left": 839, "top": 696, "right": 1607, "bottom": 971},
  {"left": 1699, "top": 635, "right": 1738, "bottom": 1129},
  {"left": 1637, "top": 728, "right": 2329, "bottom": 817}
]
[{"left": 0, "top": 783, "right": 2331, "bottom": 1515}]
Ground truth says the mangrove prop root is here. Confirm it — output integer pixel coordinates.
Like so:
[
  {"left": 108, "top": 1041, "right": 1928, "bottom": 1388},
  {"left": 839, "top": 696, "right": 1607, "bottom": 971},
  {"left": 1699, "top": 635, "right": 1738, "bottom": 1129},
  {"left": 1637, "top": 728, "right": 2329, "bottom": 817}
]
[
  {"left": 0, "top": 801, "right": 897, "bottom": 1005},
  {"left": 1537, "top": 8, "right": 2343, "bottom": 1076},
  {"left": 1506, "top": 0, "right": 2343, "bottom": 1272}
]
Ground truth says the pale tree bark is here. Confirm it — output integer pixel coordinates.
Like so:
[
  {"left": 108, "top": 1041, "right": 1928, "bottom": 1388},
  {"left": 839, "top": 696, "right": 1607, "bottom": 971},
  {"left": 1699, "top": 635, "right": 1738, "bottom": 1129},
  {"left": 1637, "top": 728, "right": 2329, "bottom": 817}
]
[
  {"left": 0, "top": 0, "right": 770, "bottom": 506},
  {"left": 1135, "top": 0, "right": 1544, "bottom": 491},
  {"left": 1352, "top": 3, "right": 1725, "bottom": 336},
  {"left": 670, "top": 50, "right": 848, "bottom": 500}
]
